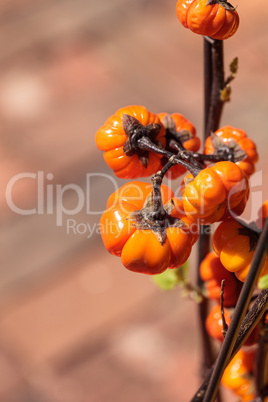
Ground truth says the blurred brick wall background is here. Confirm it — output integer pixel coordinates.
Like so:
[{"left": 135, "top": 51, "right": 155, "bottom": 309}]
[{"left": 0, "top": 0, "right": 267, "bottom": 401}]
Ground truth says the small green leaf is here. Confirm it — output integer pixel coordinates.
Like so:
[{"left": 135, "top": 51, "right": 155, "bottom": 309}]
[
  {"left": 258, "top": 274, "right": 268, "bottom": 290},
  {"left": 152, "top": 269, "right": 179, "bottom": 290},
  {"left": 152, "top": 263, "right": 188, "bottom": 291}
]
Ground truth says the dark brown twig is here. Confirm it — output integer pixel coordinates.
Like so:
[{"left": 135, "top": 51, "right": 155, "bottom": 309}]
[
  {"left": 220, "top": 280, "right": 228, "bottom": 339},
  {"left": 203, "top": 218, "right": 268, "bottom": 402},
  {"left": 204, "top": 37, "right": 213, "bottom": 135},
  {"left": 205, "top": 39, "right": 225, "bottom": 138},
  {"left": 195, "top": 36, "right": 217, "bottom": 389},
  {"left": 197, "top": 225, "right": 214, "bottom": 378},
  {"left": 191, "top": 289, "right": 268, "bottom": 402},
  {"left": 137, "top": 137, "right": 202, "bottom": 177},
  {"left": 195, "top": 36, "right": 234, "bottom": 402},
  {"left": 256, "top": 321, "right": 268, "bottom": 399}
]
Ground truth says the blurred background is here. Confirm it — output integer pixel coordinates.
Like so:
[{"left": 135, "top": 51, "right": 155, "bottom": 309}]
[{"left": 0, "top": 0, "right": 268, "bottom": 401}]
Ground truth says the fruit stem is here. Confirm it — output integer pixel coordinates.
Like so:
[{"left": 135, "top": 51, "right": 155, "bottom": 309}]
[
  {"left": 157, "top": 155, "right": 178, "bottom": 178},
  {"left": 169, "top": 141, "right": 205, "bottom": 170},
  {"left": 150, "top": 156, "right": 183, "bottom": 219},
  {"left": 138, "top": 137, "right": 202, "bottom": 177},
  {"left": 192, "top": 151, "right": 230, "bottom": 163},
  {"left": 151, "top": 172, "right": 167, "bottom": 219},
  {"left": 136, "top": 136, "right": 168, "bottom": 157}
]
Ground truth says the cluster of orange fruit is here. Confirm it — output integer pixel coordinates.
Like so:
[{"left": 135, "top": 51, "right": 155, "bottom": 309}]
[{"left": 95, "top": 105, "right": 266, "bottom": 283}]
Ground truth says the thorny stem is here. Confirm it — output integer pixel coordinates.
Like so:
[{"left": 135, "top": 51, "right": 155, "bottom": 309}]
[
  {"left": 191, "top": 289, "right": 268, "bottom": 402},
  {"left": 203, "top": 218, "right": 268, "bottom": 402}
]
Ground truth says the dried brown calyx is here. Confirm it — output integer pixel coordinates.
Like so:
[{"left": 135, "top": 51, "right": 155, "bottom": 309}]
[
  {"left": 210, "top": 132, "right": 247, "bottom": 163},
  {"left": 127, "top": 193, "right": 184, "bottom": 246},
  {"left": 206, "top": 0, "right": 236, "bottom": 12},
  {"left": 122, "top": 114, "right": 164, "bottom": 168},
  {"left": 162, "top": 114, "right": 193, "bottom": 149}
]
